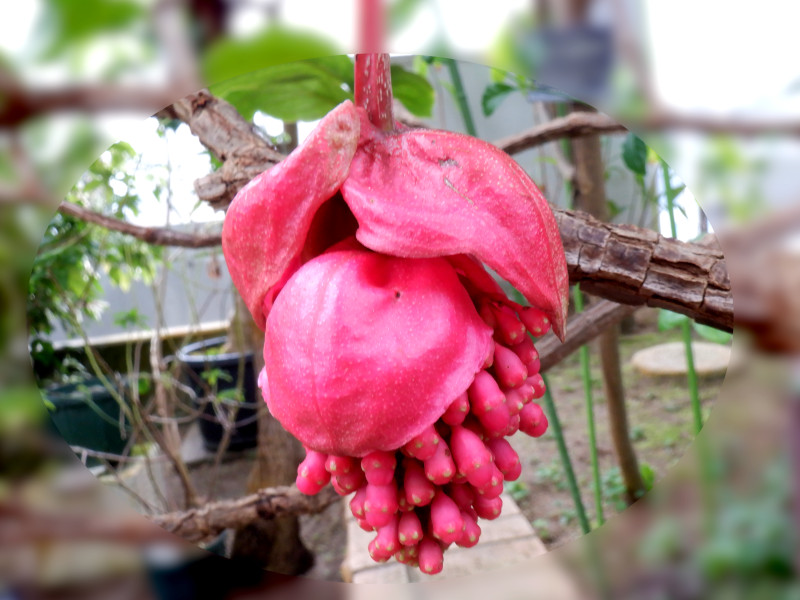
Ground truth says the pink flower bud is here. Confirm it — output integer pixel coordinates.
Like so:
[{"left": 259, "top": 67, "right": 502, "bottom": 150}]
[
  {"left": 423, "top": 438, "right": 456, "bottom": 485},
  {"left": 364, "top": 482, "right": 399, "bottom": 529},
  {"left": 456, "top": 510, "right": 481, "bottom": 548},
  {"left": 518, "top": 306, "right": 551, "bottom": 337},
  {"left": 361, "top": 450, "right": 397, "bottom": 486},
  {"left": 449, "top": 425, "right": 493, "bottom": 488},
  {"left": 403, "top": 424, "right": 443, "bottom": 461},
  {"left": 418, "top": 538, "right": 444, "bottom": 575},
  {"left": 403, "top": 459, "right": 436, "bottom": 507},
  {"left": 520, "top": 402, "right": 548, "bottom": 437},
  {"left": 441, "top": 392, "right": 470, "bottom": 427},
  {"left": 493, "top": 342, "right": 528, "bottom": 389},
  {"left": 430, "top": 490, "right": 465, "bottom": 545},
  {"left": 296, "top": 449, "right": 330, "bottom": 495},
  {"left": 473, "top": 495, "right": 503, "bottom": 520},
  {"left": 398, "top": 510, "right": 423, "bottom": 546},
  {"left": 486, "top": 437, "right": 521, "bottom": 478}
]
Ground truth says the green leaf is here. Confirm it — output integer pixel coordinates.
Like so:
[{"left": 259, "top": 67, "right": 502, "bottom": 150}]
[
  {"left": 693, "top": 323, "right": 732, "bottom": 345},
  {"left": 211, "top": 57, "right": 354, "bottom": 122},
  {"left": 37, "top": 0, "right": 145, "bottom": 59},
  {"left": 389, "top": 0, "right": 426, "bottom": 33},
  {"left": 203, "top": 24, "right": 342, "bottom": 86},
  {"left": 606, "top": 199, "right": 623, "bottom": 219},
  {"left": 622, "top": 132, "right": 648, "bottom": 176},
  {"left": 390, "top": 64, "right": 434, "bottom": 117},
  {"left": 658, "top": 309, "right": 689, "bottom": 331},
  {"left": 481, "top": 82, "right": 516, "bottom": 116},
  {"left": 489, "top": 67, "right": 508, "bottom": 84},
  {"left": 640, "top": 463, "right": 656, "bottom": 491}
]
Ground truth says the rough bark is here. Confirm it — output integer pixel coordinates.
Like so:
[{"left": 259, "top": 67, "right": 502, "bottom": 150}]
[
  {"left": 557, "top": 209, "right": 732, "bottom": 331},
  {"left": 166, "top": 89, "right": 284, "bottom": 211}
]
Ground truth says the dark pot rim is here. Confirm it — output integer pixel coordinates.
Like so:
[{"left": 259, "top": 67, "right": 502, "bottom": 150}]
[
  {"left": 176, "top": 336, "right": 254, "bottom": 367},
  {"left": 45, "top": 376, "right": 127, "bottom": 407}
]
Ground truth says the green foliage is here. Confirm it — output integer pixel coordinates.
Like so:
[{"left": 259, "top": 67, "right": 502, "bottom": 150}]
[
  {"left": 211, "top": 56, "right": 353, "bottom": 123},
  {"left": 203, "top": 24, "right": 342, "bottom": 86},
  {"left": 0, "top": 387, "right": 48, "bottom": 432},
  {"left": 390, "top": 64, "right": 434, "bottom": 117},
  {"left": 389, "top": 0, "right": 427, "bottom": 33},
  {"left": 658, "top": 309, "right": 732, "bottom": 344},
  {"left": 28, "top": 142, "right": 162, "bottom": 372},
  {"left": 622, "top": 132, "right": 648, "bottom": 176},
  {"left": 536, "top": 459, "right": 568, "bottom": 491},
  {"left": 201, "top": 368, "right": 233, "bottom": 388},
  {"left": 210, "top": 56, "right": 434, "bottom": 123},
  {"left": 113, "top": 308, "right": 147, "bottom": 329},
  {"left": 601, "top": 464, "right": 655, "bottom": 512},
  {"left": 36, "top": 0, "right": 146, "bottom": 59},
  {"left": 504, "top": 480, "right": 530, "bottom": 502},
  {"left": 481, "top": 82, "right": 515, "bottom": 117},
  {"left": 693, "top": 323, "right": 732, "bottom": 345},
  {"left": 658, "top": 308, "right": 689, "bottom": 332},
  {"left": 698, "top": 137, "right": 767, "bottom": 223}
]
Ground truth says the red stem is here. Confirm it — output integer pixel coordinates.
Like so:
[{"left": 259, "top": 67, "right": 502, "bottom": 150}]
[{"left": 354, "top": 53, "right": 395, "bottom": 131}]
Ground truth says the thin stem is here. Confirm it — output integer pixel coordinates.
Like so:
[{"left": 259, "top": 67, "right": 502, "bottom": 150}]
[
  {"left": 358, "top": 0, "right": 385, "bottom": 54},
  {"left": 573, "top": 287, "right": 605, "bottom": 526},
  {"left": 443, "top": 58, "right": 477, "bottom": 136},
  {"left": 661, "top": 160, "right": 702, "bottom": 434},
  {"left": 541, "top": 374, "right": 592, "bottom": 535},
  {"left": 354, "top": 54, "right": 394, "bottom": 131}
]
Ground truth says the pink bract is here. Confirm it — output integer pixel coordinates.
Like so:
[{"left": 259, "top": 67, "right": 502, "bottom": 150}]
[
  {"left": 263, "top": 249, "right": 493, "bottom": 457},
  {"left": 222, "top": 86, "right": 569, "bottom": 573},
  {"left": 222, "top": 100, "right": 568, "bottom": 339}
]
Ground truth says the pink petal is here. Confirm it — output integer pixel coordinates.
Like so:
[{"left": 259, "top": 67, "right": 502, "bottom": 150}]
[
  {"left": 221, "top": 101, "right": 361, "bottom": 330},
  {"left": 262, "top": 248, "right": 493, "bottom": 457},
  {"left": 341, "top": 113, "right": 569, "bottom": 339}
]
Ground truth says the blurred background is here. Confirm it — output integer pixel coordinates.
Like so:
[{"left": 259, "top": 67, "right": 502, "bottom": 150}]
[{"left": 1, "top": 0, "right": 799, "bottom": 598}]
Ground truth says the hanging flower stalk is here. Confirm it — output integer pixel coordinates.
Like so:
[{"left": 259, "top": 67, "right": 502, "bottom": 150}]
[{"left": 222, "top": 54, "right": 569, "bottom": 575}]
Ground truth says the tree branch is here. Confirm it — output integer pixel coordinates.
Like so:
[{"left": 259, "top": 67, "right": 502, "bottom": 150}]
[
  {"left": 149, "top": 485, "right": 339, "bottom": 543},
  {"left": 557, "top": 209, "right": 732, "bottom": 331},
  {"left": 537, "top": 299, "right": 639, "bottom": 371},
  {"left": 1, "top": 484, "right": 340, "bottom": 546},
  {"left": 58, "top": 202, "right": 222, "bottom": 248},
  {"left": 493, "top": 109, "right": 800, "bottom": 156},
  {"left": 0, "top": 80, "right": 187, "bottom": 129}
]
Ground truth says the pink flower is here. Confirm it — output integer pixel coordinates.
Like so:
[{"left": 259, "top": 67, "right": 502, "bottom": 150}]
[{"left": 222, "top": 98, "right": 568, "bottom": 572}]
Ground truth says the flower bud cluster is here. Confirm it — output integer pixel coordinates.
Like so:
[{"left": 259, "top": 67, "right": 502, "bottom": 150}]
[{"left": 295, "top": 303, "right": 550, "bottom": 575}]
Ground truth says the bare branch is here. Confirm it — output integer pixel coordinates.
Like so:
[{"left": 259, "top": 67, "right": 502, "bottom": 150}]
[
  {"left": 0, "top": 81, "right": 185, "bottom": 129},
  {"left": 495, "top": 111, "right": 626, "bottom": 155},
  {"left": 58, "top": 202, "right": 222, "bottom": 248},
  {"left": 493, "top": 109, "right": 800, "bottom": 156},
  {"left": 537, "top": 292, "right": 639, "bottom": 373},
  {"left": 150, "top": 485, "right": 340, "bottom": 543}
]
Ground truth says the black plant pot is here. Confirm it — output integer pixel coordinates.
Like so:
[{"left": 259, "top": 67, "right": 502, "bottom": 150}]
[
  {"left": 176, "top": 337, "right": 259, "bottom": 452},
  {"left": 45, "top": 376, "right": 131, "bottom": 467}
]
